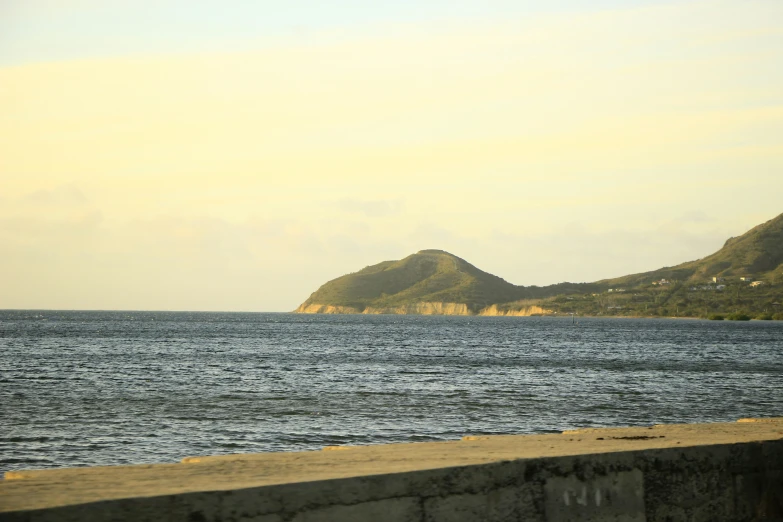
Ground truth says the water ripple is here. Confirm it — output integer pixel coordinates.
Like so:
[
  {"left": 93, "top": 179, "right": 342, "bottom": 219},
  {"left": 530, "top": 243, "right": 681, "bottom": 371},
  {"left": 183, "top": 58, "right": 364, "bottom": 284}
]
[{"left": 1, "top": 311, "right": 782, "bottom": 472}]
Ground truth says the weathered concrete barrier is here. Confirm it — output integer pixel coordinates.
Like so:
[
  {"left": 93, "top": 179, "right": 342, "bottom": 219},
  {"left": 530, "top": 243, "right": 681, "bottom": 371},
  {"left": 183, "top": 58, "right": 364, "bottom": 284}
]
[{"left": 1, "top": 419, "right": 782, "bottom": 521}]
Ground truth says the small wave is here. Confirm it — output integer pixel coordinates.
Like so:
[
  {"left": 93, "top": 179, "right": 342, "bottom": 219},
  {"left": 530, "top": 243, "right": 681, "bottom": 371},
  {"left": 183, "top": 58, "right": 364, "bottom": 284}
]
[
  {"left": 172, "top": 416, "right": 223, "bottom": 421},
  {"left": 0, "top": 457, "right": 54, "bottom": 464},
  {"left": 1, "top": 436, "right": 62, "bottom": 443},
  {"left": 355, "top": 391, "right": 410, "bottom": 397}
]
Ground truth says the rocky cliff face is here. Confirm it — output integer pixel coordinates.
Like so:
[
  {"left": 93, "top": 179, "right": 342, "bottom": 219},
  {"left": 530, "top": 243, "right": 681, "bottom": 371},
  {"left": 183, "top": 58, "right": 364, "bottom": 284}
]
[
  {"left": 363, "top": 302, "right": 472, "bottom": 315},
  {"left": 296, "top": 302, "right": 472, "bottom": 315},
  {"left": 296, "top": 302, "right": 552, "bottom": 316},
  {"left": 294, "top": 304, "right": 362, "bottom": 314},
  {"left": 477, "top": 305, "right": 551, "bottom": 316}
]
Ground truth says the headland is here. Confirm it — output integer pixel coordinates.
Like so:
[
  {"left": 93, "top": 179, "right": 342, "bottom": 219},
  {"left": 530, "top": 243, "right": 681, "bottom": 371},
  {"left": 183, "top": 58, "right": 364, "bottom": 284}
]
[{"left": 296, "top": 212, "right": 783, "bottom": 319}]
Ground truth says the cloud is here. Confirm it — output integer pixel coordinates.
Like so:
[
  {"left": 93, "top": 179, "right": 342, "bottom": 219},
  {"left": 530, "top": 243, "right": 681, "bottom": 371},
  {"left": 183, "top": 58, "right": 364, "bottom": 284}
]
[
  {"left": 677, "top": 210, "right": 713, "bottom": 224},
  {"left": 22, "top": 184, "right": 89, "bottom": 206},
  {"left": 335, "top": 198, "right": 404, "bottom": 217},
  {"left": 0, "top": 185, "right": 99, "bottom": 245}
]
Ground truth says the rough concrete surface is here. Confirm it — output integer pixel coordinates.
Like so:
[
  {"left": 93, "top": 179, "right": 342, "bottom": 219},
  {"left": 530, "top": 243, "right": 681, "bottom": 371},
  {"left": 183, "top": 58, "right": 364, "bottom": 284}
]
[{"left": 1, "top": 419, "right": 782, "bottom": 521}]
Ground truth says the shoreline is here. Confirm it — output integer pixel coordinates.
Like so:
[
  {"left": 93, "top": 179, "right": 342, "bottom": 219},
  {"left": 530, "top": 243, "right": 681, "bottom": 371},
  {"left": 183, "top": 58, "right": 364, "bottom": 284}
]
[
  {"left": 295, "top": 310, "right": 777, "bottom": 321},
  {"left": 2, "top": 418, "right": 782, "bottom": 520}
]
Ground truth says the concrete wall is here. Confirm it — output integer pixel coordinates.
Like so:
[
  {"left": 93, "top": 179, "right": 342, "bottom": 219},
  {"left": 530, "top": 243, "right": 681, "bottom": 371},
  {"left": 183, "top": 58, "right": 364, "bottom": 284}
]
[{"left": 4, "top": 439, "right": 783, "bottom": 522}]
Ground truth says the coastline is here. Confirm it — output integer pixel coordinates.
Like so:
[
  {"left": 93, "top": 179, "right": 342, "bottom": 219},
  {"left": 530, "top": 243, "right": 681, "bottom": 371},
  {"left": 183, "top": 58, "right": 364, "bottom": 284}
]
[{"left": 294, "top": 307, "right": 772, "bottom": 321}]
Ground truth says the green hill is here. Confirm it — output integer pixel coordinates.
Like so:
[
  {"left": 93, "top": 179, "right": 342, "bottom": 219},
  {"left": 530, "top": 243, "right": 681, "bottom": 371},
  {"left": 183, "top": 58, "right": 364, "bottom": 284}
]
[
  {"left": 597, "top": 212, "right": 783, "bottom": 288},
  {"left": 296, "top": 212, "right": 783, "bottom": 318},
  {"left": 296, "top": 249, "right": 526, "bottom": 313}
]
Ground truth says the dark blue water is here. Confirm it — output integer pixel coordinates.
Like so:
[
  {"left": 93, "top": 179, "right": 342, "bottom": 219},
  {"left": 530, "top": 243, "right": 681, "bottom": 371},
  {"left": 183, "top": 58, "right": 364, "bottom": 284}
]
[{"left": 1, "top": 311, "right": 782, "bottom": 473}]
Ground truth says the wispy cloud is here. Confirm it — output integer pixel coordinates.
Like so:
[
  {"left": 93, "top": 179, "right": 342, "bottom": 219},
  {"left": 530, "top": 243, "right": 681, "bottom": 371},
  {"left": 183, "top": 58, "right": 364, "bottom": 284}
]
[
  {"left": 335, "top": 198, "right": 404, "bottom": 218},
  {"left": 22, "top": 184, "right": 89, "bottom": 206}
]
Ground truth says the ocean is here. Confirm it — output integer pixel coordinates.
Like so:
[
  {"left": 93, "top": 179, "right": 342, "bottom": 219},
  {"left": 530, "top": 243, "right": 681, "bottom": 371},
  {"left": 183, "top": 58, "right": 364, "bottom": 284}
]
[{"left": 1, "top": 310, "right": 782, "bottom": 473}]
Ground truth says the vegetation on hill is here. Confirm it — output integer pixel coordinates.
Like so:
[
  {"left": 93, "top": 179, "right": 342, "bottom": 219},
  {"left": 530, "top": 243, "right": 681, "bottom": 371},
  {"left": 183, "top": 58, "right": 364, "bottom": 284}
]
[
  {"left": 297, "top": 213, "right": 783, "bottom": 318},
  {"left": 297, "top": 250, "right": 527, "bottom": 313},
  {"left": 540, "top": 281, "right": 783, "bottom": 319},
  {"left": 595, "top": 212, "right": 783, "bottom": 288},
  {"left": 543, "top": 213, "right": 783, "bottom": 318}
]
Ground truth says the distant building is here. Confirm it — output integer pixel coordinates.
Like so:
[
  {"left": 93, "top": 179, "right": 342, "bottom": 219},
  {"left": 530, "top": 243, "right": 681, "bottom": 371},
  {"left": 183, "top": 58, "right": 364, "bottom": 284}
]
[
  {"left": 750, "top": 281, "right": 765, "bottom": 287},
  {"left": 740, "top": 277, "right": 753, "bottom": 282},
  {"left": 716, "top": 285, "right": 727, "bottom": 291},
  {"left": 713, "top": 277, "right": 725, "bottom": 283},
  {"left": 652, "top": 279, "right": 671, "bottom": 286}
]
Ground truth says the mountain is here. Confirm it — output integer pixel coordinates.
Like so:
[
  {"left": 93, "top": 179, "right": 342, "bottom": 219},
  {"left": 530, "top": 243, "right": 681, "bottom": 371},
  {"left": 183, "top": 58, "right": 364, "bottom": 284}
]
[
  {"left": 295, "top": 250, "right": 529, "bottom": 315},
  {"left": 597, "top": 212, "right": 783, "bottom": 288},
  {"left": 296, "top": 213, "right": 783, "bottom": 317}
]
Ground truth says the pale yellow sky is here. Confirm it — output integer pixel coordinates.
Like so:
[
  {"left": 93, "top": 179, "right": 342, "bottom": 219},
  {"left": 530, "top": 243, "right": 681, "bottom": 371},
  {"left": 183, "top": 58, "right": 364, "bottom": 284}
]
[{"left": 1, "top": 1, "right": 782, "bottom": 310}]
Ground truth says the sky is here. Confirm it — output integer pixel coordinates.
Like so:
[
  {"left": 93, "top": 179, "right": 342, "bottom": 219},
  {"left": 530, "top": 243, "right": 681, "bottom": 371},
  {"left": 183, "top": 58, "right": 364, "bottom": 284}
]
[{"left": 1, "top": 0, "right": 782, "bottom": 311}]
